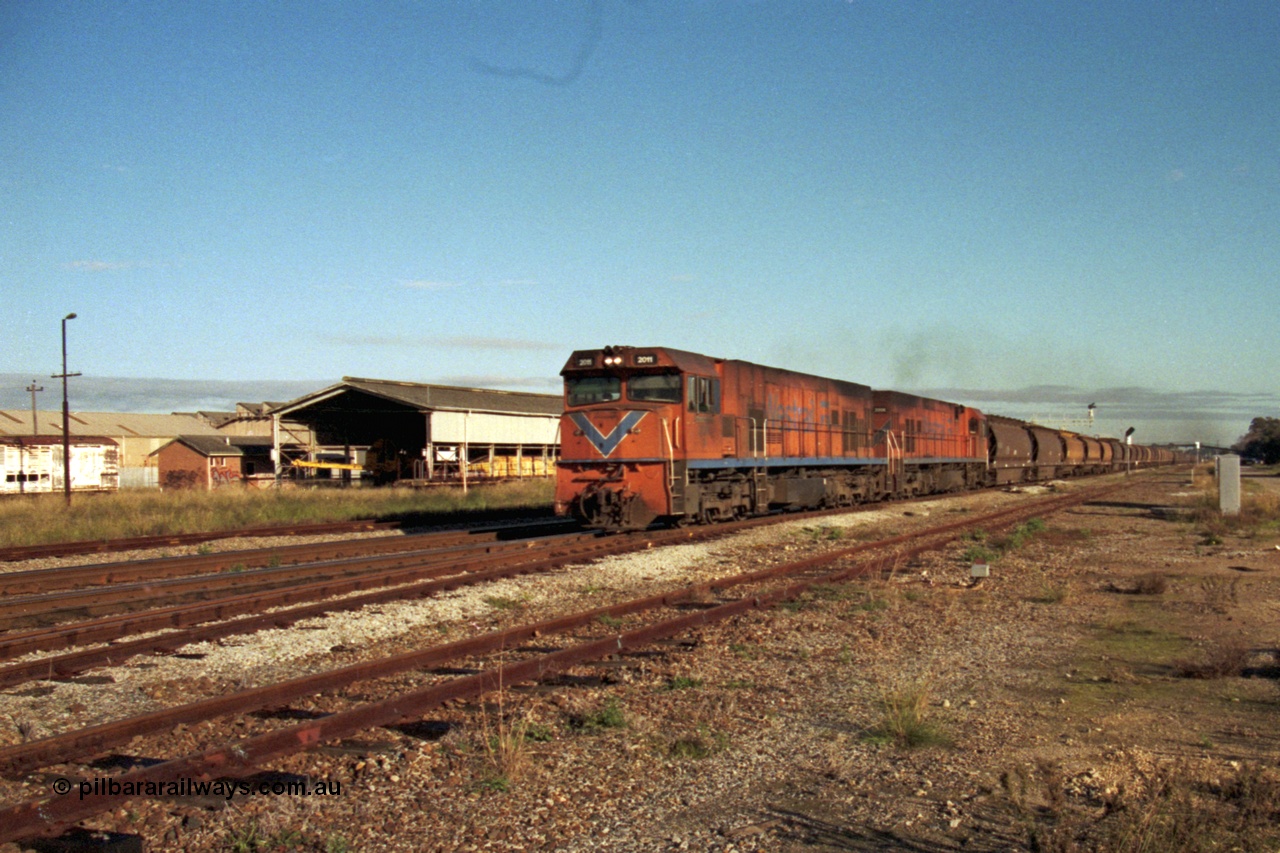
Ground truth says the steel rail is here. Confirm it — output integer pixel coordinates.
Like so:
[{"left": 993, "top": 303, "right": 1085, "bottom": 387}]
[
  {"left": 0, "top": 481, "right": 1120, "bottom": 788},
  {"left": 0, "top": 519, "right": 402, "bottom": 563},
  {"left": 0, "top": 532, "right": 602, "bottom": 627},
  {"left": 0, "top": 520, "right": 578, "bottom": 596},
  {"left": 0, "top": 532, "right": 641, "bottom": 663},
  {"left": 0, "top": 500, "right": 866, "bottom": 663},
  {"left": 0, "top": 481, "right": 1128, "bottom": 843},
  {"left": 0, "top": 531, "right": 668, "bottom": 688},
  {"left": 0, "top": 484, "right": 1100, "bottom": 768}
]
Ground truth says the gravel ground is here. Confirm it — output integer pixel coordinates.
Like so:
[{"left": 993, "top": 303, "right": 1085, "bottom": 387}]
[{"left": 4, "top": 471, "right": 1279, "bottom": 852}]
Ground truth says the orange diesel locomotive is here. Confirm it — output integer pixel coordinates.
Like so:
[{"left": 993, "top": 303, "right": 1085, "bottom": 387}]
[{"left": 556, "top": 346, "right": 987, "bottom": 530}]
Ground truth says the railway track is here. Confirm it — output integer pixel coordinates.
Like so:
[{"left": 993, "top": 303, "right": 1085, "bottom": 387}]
[
  {"left": 0, "top": 529, "right": 601, "bottom": 629},
  {"left": 0, "top": 510, "right": 563, "bottom": 564},
  {"left": 0, "top": 479, "right": 1131, "bottom": 845},
  {"left": 0, "top": 501, "right": 906, "bottom": 672},
  {"left": 0, "top": 519, "right": 403, "bottom": 563},
  {"left": 0, "top": 518, "right": 578, "bottom": 595}
]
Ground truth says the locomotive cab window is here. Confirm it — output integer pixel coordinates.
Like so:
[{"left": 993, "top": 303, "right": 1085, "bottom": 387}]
[
  {"left": 687, "top": 376, "right": 720, "bottom": 414},
  {"left": 566, "top": 376, "right": 621, "bottom": 406},
  {"left": 628, "top": 372, "right": 682, "bottom": 403}
]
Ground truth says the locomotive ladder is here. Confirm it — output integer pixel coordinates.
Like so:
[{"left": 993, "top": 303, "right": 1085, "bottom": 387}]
[
  {"left": 752, "top": 469, "right": 769, "bottom": 514},
  {"left": 669, "top": 459, "right": 687, "bottom": 516},
  {"left": 885, "top": 430, "right": 905, "bottom": 493}
]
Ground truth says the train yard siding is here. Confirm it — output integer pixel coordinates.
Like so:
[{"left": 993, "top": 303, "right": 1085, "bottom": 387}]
[{"left": 2, "top": 472, "right": 1278, "bottom": 851}]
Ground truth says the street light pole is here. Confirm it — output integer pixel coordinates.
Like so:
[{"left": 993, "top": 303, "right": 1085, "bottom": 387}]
[{"left": 53, "top": 313, "right": 80, "bottom": 506}]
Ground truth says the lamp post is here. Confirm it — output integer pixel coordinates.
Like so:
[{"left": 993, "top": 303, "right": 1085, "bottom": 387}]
[{"left": 53, "top": 313, "right": 80, "bottom": 506}]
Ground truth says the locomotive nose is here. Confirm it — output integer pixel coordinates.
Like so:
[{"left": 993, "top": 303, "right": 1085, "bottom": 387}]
[{"left": 570, "top": 410, "right": 648, "bottom": 458}]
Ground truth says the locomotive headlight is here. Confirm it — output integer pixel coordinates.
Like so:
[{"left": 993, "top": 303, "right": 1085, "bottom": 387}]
[{"left": 604, "top": 355, "right": 623, "bottom": 366}]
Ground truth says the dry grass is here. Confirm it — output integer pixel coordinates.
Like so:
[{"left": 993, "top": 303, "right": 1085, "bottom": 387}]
[
  {"left": 1198, "top": 577, "right": 1240, "bottom": 614},
  {"left": 1182, "top": 476, "right": 1280, "bottom": 545},
  {"left": 863, "top": 674, "right": 952, "bottom": 749},
  {"left": 1005, "top": 759, "right": 1280, "bottom": 852},
  {"left": 0, "top": 479, "right": 554, "bottom": 548},
  {"left": 475, "top": 686, "right": 536, "bottom": 792},
  {"left": 1173, "top": 637, "right": 1251, "bottom": 679},
  {"left": 1132, "top": 572, "right": 1169, "bottom": 595}
]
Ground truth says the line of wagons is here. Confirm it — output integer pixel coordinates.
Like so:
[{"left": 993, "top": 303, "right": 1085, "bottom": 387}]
[{"left": 987, "top": 414, "right": 1176, "bottom": 485}]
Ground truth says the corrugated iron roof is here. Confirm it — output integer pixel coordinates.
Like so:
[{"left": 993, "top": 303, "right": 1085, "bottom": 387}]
[
  {"left": 152, "top": 434, "right": 276, "bottom": 457},
  {"left": 0, "top": 435, "right": 119, "bottom": 447},
  {"left": 272, "top": 377, "right": 562, "bottom": 417},
  {"left": 0, "top": 410, "right": 223, "bottom": 438}
]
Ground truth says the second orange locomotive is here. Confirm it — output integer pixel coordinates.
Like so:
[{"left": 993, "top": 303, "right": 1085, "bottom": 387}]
[{"left": 556, "top": 345, "right": 987, "bottom": 530}]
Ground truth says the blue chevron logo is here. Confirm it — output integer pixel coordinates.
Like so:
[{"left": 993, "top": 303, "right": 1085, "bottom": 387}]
[{"left": 570, "top": 410, "right": 648, "bottom": 458}]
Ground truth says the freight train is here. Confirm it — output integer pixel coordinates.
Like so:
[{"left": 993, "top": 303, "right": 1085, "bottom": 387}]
[{"left": 554, "top": 346, "right": 1181, "bottom": 530}]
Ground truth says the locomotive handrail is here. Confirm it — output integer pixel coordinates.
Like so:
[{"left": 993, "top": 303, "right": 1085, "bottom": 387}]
[{"left": 661, "top": 417, "right": 676, "bottom": 501}]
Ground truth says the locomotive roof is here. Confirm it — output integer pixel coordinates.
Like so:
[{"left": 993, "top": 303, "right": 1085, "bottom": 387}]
[{"left": 561, "top": 346, "right": 721, "bottom": 375}]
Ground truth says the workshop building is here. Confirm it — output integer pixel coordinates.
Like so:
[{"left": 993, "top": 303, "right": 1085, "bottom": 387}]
[{"left": 270, "top": 377, "right": 561, "bottom": 484}]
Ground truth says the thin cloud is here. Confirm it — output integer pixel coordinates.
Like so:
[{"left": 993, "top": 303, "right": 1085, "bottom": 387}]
[
  {"left": 321, "top": 334, "right": 560, "bottom": 352},
  {"left": 402, "top": 280, "right": 460, "bottom": 290},
  {"left": 437, "top": 375, "right": 561, "bottom": 391},
  {"left": 0, "top": 374, "right": 324, "bottom": 414},
  {"left": 64, "top": 260, "right": 133, "bottom": 272},
  {"left": 402, "top": 279, "right": 539, "bottom": 290},
  {"left": 917, "top": 384, "right": 1276, "bottom": 445},
  {"left": 64, "top": 259, "right": 172, "bottom": 272},
  {"left": 922, "top": 386, "right": 1275, "bottom": 418}
]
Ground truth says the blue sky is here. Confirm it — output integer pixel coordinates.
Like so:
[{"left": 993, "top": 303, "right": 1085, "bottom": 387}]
[{"left": 2, "top": 1, "right": 1277, "bottom": 446}]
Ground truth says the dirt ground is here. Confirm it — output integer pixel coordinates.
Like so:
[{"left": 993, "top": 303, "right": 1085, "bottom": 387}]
[{"left": 6, "top": 467, "right": 1280, "bottom": 852}]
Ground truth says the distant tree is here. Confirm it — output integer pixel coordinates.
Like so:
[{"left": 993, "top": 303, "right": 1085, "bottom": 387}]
[{"left": 1233, "top": 417, "right": 1280, "bottom": 464}]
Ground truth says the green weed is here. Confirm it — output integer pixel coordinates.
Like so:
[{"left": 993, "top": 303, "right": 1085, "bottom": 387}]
[
  {"left": 573, "top": 698, "right": 626, "bottom": 731},
  {"left": 800, "top": 525, "right": 846, "bottom": 541},
  {"left": 482, "top": 594, "right": 527, "bottom": 612}
]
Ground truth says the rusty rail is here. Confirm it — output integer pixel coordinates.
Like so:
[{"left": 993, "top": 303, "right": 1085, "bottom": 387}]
[
  {"left": 0, "top": 519, "right": 401, "bottom": 563},
  {"left": 0, "top": 520, "right": 577, "bottom": 596},
  {"left": 0, "top": 481, "right": 1127, "bottom": 843},
  {"left": 0, "top": 532, "right": 600, "bottom": 627}
]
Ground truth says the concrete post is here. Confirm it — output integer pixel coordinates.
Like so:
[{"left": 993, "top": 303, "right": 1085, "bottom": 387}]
[{"left": 1217, "top": 454, "right": 1241, "bottom": 516}]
